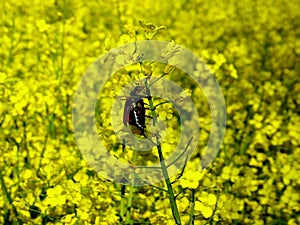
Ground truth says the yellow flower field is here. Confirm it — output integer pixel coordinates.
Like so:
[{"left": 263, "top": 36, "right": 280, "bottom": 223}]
[{"left": 1, "top": 0, "right": 299, "bottom": 224}]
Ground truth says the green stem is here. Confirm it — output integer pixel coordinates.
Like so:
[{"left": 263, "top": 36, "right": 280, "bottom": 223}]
[
  {"left": 188, "top": 189, "right": 195, "bottom": 225},
  {"left": 126, "top": 148, "right": 138, "bottom": 224},
  {"left": 120, "top": 139, "right": 126, "bottom": 223},
  {"left": 145, "top": 79, "right": 182, "bottom": 225},
  {"left": 0, "top": 168, "right": 22, "bottom": 225},
  {"left": 157, "top": 143, "right": 182, "bottom": 224},
  {"left": 120, "top": 184, "right": 126, "bottom": 223}
]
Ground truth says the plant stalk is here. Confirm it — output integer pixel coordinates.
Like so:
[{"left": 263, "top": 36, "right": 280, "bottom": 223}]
[
  {"left": 126, "top": 146, "right": 138, "bottom": 224},
  {"left": 145, "top": 79, "right": 182, "bottom": 225}
]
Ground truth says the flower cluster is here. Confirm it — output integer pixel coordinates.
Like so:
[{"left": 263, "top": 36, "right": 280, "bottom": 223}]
[{"left": 1, "top": 0, "right": 299, "bottom": 224}]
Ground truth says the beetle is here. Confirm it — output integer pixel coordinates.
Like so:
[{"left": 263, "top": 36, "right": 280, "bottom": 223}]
[{"left": 123, "top": 86, "right": 148, "bottom": 137}]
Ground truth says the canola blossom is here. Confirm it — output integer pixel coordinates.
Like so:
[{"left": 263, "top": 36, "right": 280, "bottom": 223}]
[{"left": 1, "top": 0, "right": 299, "bottom": 224}]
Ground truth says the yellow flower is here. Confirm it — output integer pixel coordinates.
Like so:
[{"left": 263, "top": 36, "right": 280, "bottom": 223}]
[
  {"left": 74, "top": 171, "right": 89, "bottom": 186},
  {"left": 195, "top": 201, "right": 213, "bottom": 218},
  {"left": 76, "top": 208, "right": 89, "bottom": 220},
  {"left": 44, "top": 185, "right": 67, "bottom": 206},
  {"left": 179, "top": 170, "right": 206, "bottom": 189},
  {"left": 36, "top": 19, "right": 50, "bottom": 32},
  {"left": 221, "top": 165, "right": 240, "bottom": 182},
  {"left": 61, "top": 213, "right": 76, "bottom": 223}
]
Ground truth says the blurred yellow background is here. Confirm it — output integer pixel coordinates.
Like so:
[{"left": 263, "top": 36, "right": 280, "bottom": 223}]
[{"left": 0, "top": 0, "right": 299, "bottom": 224}]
